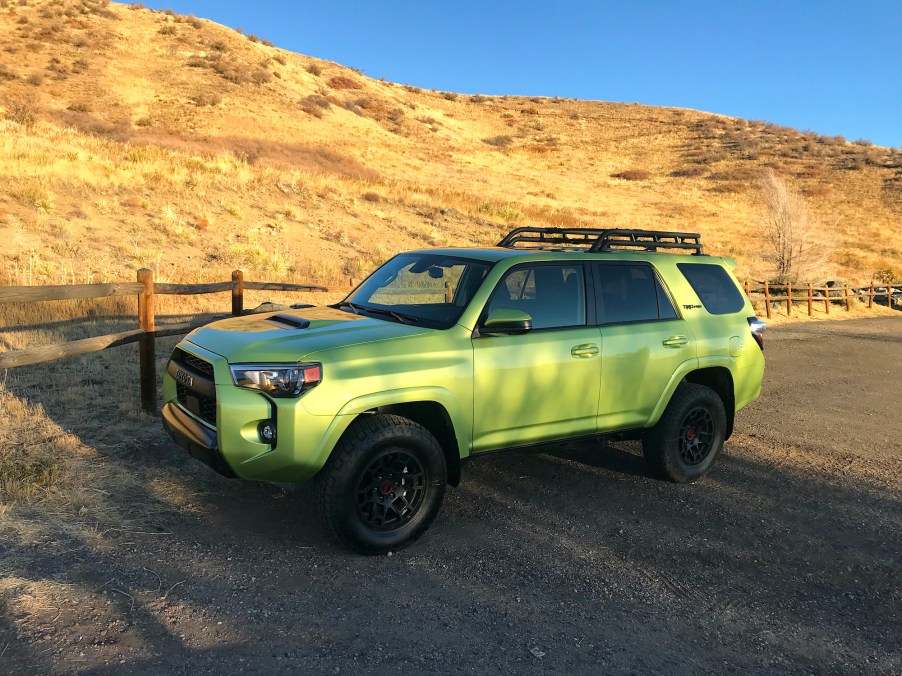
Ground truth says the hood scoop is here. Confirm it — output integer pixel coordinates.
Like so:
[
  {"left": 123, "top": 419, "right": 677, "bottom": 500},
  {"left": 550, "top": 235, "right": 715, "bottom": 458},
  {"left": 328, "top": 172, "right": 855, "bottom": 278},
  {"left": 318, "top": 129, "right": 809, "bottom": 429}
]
[{"left": 264, "top": 314, "right": 312, "bottom": 330}]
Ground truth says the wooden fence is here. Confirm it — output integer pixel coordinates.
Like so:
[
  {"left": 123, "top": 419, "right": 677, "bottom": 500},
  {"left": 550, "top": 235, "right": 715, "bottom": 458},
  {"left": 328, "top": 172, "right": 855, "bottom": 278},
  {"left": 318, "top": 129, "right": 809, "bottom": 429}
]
[
  {"left": 0, "top": 269, "right": 330, "bottom": 413},
  {"left": 743, "top": 281, "right": 896, "bottom": 319}
]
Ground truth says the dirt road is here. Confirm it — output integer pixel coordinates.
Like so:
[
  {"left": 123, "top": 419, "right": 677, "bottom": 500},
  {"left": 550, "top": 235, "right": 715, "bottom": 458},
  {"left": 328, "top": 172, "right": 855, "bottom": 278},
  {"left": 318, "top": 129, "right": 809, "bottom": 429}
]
[{"left": 2, "top": 317, "right": 900, "bottom": 674}]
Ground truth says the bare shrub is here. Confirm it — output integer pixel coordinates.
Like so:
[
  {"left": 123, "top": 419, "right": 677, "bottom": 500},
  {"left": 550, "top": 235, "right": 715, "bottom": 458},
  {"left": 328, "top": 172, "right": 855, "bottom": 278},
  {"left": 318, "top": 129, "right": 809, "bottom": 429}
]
[
  {"left": 483, "top": 135, "right": 513, "bottom": 148},
  {"left": 612, "top": 169, "right": 652, "bottom": 181},
  {"left": 328, "top": 75, "right": 360, "bottom": 90},
  {"left": 469, "top": 94, "right": 487, "bottom": 103},
  {"left": 4, "top": 93, "right": 40, "bottom": 128},
  {"left": 670, "top": 165, "right": 708, "bottom": 178},
  {"left": 0, "top": 65, "right": 17, "bottom": 81},
  {"left": 442, "top": 91, "right": 458, "bottom": 101},
  {"left": 759, "top": 170, "right": 831, "bottom": 283},
  {"left": 210, "top": 39, "right": 227, "bottom": 52},
  {"left": 298, "top": 94, "right": 331, "bottom": 118},
  {"left": 158, "top": 24, "right": 176, "bottom": 35},
  {"left": 192, "top": 91, "right": 221, "bottom": 106},
  {"left": 361, "top": 192, "right": 381, "bottom": 202},
  {"left": 306, "top": 63, "right": 322, "bottom": 76}
]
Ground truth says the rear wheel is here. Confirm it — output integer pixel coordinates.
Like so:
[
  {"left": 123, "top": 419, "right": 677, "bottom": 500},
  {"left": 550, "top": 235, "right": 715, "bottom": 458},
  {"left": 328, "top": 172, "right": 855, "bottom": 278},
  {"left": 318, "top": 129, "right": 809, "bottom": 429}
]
[
  {"left": 643, "top": 383, "right": 727, "bottom": 483},
  {"left": 314, "top": 414, "right": 447, "bottom": 554}
]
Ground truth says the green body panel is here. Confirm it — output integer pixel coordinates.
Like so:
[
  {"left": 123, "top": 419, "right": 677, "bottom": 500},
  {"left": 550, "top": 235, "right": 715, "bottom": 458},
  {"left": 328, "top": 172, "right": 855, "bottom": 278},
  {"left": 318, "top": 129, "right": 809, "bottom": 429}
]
[
  {"left": 161, "top": 247, "right": 765, "bottom": 483},
  {"left": 596, "top": 319, "right": 698, "bottom": 430},
  {"left": 472, "top": 326, "right": 601, "bottom": 450}
]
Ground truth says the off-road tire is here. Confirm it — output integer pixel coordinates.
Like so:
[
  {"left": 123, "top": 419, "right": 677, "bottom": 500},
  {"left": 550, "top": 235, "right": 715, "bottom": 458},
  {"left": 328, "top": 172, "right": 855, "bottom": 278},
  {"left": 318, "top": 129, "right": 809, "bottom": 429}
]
[
  {"left": 314, "top": 414, "right": 447, "bottom": 554},
  {"left": 643, "top": 383, "right": 727, "bottom": 483}
]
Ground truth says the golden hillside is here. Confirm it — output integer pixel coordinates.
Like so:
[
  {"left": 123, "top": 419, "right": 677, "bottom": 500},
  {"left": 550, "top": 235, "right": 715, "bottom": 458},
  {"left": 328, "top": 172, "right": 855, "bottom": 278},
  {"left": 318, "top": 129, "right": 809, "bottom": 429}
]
[{"left": 1, "top": 0, "right": 900, "bottom": 288}]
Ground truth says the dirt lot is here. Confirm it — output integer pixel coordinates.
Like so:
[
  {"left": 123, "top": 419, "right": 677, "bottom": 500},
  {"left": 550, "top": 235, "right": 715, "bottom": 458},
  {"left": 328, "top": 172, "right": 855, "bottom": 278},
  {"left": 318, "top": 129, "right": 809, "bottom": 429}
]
[{"left": 2, "top": 317, "right": 900, "bottom": 674}]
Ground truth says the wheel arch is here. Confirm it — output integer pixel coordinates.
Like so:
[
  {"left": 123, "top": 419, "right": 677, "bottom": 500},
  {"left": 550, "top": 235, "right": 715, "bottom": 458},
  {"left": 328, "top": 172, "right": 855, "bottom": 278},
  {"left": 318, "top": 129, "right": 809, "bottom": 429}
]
[
  {"left": 684, "top": 366, "right": 735, "bottom": 439},
  {"left": 375, "top": 401, "right": 462, "bottom": 486}
]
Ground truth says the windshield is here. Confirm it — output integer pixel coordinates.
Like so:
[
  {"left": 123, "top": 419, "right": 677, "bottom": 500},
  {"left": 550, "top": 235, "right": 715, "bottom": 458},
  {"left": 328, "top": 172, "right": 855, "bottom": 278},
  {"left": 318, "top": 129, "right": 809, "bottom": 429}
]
[{"left": 336, "top": 253, "right": 493, "bottom": 328}]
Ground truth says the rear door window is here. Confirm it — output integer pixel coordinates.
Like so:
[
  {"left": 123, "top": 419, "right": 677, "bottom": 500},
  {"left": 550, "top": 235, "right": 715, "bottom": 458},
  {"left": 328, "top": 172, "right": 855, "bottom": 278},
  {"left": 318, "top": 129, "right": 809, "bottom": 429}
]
[
  {"left": 594, "top": 263, "right": 679, "bottom": 324},
  {"left": 677, "top": 263, "right": 745, "bottom": 315}
]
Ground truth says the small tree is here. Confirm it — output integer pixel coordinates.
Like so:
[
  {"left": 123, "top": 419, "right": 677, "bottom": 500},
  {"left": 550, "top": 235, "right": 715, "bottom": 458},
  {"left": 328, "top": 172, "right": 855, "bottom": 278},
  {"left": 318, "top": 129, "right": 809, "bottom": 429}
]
[{"left": 759, "top": 170, "right": 830, "bottom": 283}]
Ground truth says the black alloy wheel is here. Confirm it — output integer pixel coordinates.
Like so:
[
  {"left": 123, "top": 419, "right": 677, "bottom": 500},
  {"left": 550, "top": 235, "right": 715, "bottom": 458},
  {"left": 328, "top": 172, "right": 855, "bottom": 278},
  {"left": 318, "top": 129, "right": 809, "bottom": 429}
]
[
  {"left": 356, "top": 450, "right": 427, "bottom": 531},
  {"left": 677, "top": 407, "right": 716, "bottom": 466},
  {"left": 643, "top": 382, "right": 727, "bottom": 483},
  {"left": 315, "top": 414, "right": 447, "bottom": 554}
]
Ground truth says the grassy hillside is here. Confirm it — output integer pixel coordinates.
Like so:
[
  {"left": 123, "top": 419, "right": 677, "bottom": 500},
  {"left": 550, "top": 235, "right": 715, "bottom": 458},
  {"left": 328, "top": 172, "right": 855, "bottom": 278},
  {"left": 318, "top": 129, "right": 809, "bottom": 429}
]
[{"left": 0, "top": 0, "right": 900, "bottom": 289}]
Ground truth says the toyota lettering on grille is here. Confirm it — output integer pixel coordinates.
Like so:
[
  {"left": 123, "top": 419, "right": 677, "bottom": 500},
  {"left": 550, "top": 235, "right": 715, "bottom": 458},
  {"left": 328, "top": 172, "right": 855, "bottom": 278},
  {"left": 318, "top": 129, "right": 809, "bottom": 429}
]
[{"left": 175, "top": 368, "right": 194, "bottom": 387}]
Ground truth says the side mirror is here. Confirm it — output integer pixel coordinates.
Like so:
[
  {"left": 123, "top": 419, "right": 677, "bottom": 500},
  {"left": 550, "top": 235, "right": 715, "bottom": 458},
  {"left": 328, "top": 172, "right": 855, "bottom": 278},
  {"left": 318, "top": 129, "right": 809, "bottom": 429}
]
[{"left": 482, "top": 308, "right": 533, "bottom": 336}]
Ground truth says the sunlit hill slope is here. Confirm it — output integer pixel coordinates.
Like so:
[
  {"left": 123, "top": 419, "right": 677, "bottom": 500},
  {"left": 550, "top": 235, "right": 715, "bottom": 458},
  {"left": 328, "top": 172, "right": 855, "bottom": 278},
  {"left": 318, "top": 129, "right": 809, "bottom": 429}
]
[{"left": 1, "top": 0, "right": 900, "bottom": 288}]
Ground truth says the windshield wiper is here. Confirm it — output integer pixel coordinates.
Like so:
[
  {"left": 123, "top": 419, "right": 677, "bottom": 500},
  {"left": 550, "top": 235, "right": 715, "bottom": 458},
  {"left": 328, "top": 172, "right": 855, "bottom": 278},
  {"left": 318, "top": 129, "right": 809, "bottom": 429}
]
[
  {"left": 334, "top": 301, "right": 417, "bottom": 325},
  {"left": 359, "top": 306, "right": 417, "bottom": 325},
  {"left": 334, "top": 300, "right": 365, "bottom": 315}
]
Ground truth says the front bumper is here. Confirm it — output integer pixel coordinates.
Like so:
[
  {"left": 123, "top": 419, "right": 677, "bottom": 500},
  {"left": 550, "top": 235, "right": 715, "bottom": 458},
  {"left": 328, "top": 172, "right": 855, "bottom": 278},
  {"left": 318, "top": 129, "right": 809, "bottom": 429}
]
[{"left": 161, "top": 402, "right": 236, "bottom": 478}]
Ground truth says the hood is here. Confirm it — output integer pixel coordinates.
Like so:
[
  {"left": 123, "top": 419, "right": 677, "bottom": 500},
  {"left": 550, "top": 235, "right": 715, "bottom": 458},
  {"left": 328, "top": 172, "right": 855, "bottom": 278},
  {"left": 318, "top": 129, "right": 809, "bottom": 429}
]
[{"left": 184, "top": 306, "right": 433, "bottom": 363}]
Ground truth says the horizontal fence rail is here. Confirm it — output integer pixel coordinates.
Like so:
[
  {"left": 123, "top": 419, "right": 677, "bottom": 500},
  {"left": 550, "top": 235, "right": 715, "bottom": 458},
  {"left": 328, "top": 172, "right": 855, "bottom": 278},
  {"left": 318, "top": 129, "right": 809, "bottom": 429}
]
[
  {"left": 0, "top": 269, "right": 335, "bottom": 413},
  {"left": 743, "top": 281, "right": 899, "bottom": 319}
]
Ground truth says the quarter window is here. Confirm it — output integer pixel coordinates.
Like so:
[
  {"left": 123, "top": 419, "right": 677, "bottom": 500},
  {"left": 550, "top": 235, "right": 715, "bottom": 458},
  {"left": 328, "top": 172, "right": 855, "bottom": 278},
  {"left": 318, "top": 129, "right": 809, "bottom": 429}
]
[
  {"left": 677, "top": 263, "right": 744, "bottom": 315},
  {"left": 594, "top": 263, "right": 678, "bottom": 324}
]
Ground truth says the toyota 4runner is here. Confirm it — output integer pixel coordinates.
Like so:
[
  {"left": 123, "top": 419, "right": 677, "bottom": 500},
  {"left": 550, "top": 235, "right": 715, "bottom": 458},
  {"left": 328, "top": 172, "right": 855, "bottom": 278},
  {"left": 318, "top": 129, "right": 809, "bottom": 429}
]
[{"left": 162, "top": 228, "right": 765, "bottom": 553}]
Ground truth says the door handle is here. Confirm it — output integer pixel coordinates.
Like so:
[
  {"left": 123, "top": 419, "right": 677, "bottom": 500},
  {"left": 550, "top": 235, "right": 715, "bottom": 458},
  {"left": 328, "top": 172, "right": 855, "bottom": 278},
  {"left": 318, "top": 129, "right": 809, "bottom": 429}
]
[
  {"left": 662, "top": 335, "right": 689, "bottom": 348},
  {"left": 571, "top": 343, "right": 599, "bottom": 358}
]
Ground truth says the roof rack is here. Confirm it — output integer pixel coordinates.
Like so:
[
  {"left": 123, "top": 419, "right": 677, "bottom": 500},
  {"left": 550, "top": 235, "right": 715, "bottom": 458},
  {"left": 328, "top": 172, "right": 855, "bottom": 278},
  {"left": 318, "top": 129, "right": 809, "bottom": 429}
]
[{"left": 497, "top": 227, "right": 704, "bottom": 255}]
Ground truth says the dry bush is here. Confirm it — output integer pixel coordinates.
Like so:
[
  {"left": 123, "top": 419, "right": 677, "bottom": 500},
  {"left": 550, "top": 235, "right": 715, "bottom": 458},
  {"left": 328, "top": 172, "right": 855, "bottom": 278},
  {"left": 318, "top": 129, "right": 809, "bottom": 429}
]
[
  {"left": 707, "top": 167, "right": 757, "bottom": 182},
  {"left": 442, "top": 92, "right": 458, "bottom": 101},
  {"left": 0, "top": 64, "right": 17, "bottom": 81},
  {"left": 483, "top": 135, "right": 513, "bottom": 148},
  {"left": 158, "top": 24, "right": 176, "bottom": 35},
  {"left": 192, "top": 91, "right": 221, "bottom": 106},
  {"left": 759, "top": 170, "right": 832, "bottom": 283},
  {"left": 612, "top": 169, "right": 652, "bottom": 181},
  {"left": 670, "top": 165, "right": 708, "bottom": 178},
  {"left": 4, "top": 92, "right": 41, "bottom": 128},
  {"left": 306, "top": 63, "right": 322, "bottom": 76},
  {"left": 298, "top": 94, "right": 331, "bottom": 118},
  {"left": 470, "top": 94, "right": 487, "bottom": 103},
  {"left": 328, "top": 75, "right": 361, "bottom": 90},
  {"left": 361, "top": 192, "right": 381, "bottom": 202}
]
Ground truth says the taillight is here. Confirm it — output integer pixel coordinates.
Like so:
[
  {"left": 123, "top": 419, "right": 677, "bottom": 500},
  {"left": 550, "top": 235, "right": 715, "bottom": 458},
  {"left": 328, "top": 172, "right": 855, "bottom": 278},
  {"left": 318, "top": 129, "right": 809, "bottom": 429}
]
[{"left": 748, "top": 317, "right": 766, "bottom": 351}]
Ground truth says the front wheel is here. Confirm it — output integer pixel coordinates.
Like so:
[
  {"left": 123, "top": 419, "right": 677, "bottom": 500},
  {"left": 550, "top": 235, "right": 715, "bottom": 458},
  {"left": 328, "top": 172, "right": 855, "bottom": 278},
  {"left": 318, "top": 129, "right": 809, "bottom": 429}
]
[
  {"left": 642, "top": 383, "right": 727, "bottom": 483},
  {"left": 314, "top": 414, "right": 447, "bottom": 554}
]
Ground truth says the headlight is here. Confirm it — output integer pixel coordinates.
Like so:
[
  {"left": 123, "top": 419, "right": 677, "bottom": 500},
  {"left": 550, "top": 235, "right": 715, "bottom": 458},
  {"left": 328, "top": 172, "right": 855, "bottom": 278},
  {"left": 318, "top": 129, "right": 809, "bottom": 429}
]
[{"left": 229, "top": 363, "right": 322, "bottom": 398}]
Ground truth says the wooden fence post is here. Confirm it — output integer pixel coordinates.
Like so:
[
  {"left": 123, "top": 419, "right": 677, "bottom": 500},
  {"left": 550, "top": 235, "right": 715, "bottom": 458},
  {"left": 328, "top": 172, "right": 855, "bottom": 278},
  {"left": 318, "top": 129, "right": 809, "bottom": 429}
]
[
  {"left": 844, "top": 285, "right": 851, "bottom": 311},
  {"left": 763, "top": 282, "right": 771, "bottom": 319},
  {"left": 137, "top": 268, "right": 156, "bottom": 415},
  {"left": 786, "top": 283, "right": 792, "bottom": 316},
  {"left": 807, "top": 283, "right": 813, "bottom": 317},
  {"left": 868, "top": 283, "right": 874, "bottom": 309},
  {"left": 824, "top": 286, "right": 830, "bottom": 314},
  {"left": 232, "top": 270, "right": 244, "bottom": 316}
]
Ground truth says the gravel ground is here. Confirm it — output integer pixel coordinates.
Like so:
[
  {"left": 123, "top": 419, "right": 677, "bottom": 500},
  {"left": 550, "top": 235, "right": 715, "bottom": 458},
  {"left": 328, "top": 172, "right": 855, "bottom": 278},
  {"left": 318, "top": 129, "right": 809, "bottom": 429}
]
[{"left": 2, "top": 317, "right": 900, "bottom": 674}]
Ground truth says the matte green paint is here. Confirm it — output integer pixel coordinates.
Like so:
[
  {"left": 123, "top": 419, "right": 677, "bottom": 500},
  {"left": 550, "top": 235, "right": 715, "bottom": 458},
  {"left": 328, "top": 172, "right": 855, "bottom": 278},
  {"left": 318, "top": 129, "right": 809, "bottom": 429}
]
[{"left": 162, "top": 248, "right": 765, "bottom": 482}]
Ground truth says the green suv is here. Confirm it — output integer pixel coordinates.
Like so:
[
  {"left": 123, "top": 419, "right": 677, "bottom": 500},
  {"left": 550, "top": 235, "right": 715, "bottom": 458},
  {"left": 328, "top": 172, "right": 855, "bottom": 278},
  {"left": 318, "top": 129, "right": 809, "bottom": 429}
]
[{"left": 162, "top": 228, "right": 765, "bottom": 553}]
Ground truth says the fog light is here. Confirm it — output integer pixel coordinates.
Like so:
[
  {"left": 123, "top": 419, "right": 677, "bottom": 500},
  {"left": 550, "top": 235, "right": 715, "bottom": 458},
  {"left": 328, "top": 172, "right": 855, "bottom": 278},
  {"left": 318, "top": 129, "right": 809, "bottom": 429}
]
[{"left": 258, "top": 421, "right": 276, "bottom": 444}]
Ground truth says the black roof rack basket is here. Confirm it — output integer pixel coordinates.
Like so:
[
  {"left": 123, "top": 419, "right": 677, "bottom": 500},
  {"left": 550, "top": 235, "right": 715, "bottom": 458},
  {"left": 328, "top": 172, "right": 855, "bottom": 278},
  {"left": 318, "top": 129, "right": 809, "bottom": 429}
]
[{"left": 497, "top": 227, "right": 704, "bottom": 255}]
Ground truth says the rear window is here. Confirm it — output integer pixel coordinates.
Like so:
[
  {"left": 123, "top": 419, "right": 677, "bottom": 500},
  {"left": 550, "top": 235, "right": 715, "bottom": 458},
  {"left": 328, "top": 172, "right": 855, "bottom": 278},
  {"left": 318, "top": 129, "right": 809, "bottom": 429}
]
[
  {"left": 677, "top": 263, "right": 745, "bottom": 315},
  {"left": 594, "top": 263, "right": 679, "bottom": 324}
]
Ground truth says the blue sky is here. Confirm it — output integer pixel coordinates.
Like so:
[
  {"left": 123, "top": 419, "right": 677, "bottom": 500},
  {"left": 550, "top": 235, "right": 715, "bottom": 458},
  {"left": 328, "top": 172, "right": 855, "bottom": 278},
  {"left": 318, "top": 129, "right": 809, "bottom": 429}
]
[{"left": 146, "top": 1, "right": 901, "bottom": 147}]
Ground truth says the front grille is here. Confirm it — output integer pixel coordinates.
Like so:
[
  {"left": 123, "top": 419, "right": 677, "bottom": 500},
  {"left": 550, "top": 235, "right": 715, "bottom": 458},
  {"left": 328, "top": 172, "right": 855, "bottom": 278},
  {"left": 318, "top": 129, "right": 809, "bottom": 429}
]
[
  {"left": 171, "top": 349, "right": 217, "bottom": 426},
  {"left": 176, "top": 383, "right": 217, "bottom": 427},
  {"left": 176, "top": 349, "right": 215, "bottom": 377}
]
